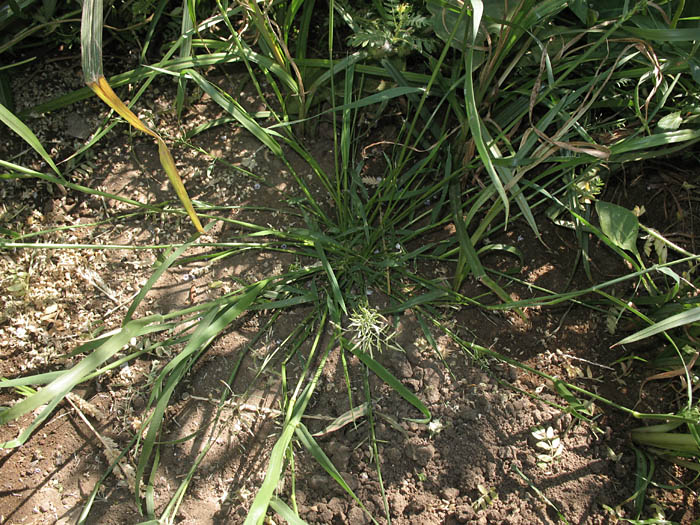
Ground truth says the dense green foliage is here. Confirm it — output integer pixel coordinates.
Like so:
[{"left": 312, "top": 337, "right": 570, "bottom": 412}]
[{"left": 1, "top": 0, "right": 700, "bottom": 523}]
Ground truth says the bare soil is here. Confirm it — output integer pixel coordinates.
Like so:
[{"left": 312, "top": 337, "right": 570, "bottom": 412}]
[{"left": 1, "top": 50, "right": 699, "bottom": 524}]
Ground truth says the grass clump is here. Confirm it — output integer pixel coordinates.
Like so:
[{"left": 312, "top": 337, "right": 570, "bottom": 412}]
[{"left": 1, "top": 0, "right": 700, "bottom": 523}]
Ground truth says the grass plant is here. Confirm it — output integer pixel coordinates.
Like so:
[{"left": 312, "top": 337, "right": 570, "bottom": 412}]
[{"left": 1, "top": 0, "right": 700, "bottom": 523}]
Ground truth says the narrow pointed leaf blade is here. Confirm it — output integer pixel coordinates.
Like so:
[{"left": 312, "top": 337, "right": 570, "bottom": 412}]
[
  {"left": 615, "top": 307, "right": 700, "bottom": 346},
  {"left": 185, "top": 69, "right": 283, "bottom": 157},
  {"left": 0, "top": 102, "right": 61, "bottom": 176}
]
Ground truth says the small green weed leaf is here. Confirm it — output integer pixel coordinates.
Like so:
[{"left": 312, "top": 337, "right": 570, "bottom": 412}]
[
  {"left": 643, "top": 234, "right": 669, "bottom": 264},
  {"left": 656, "top": 266, "right": 678, "bottom": 285},
  {"left": 606, "top": 305, "right": 623, "bottom": 335},
  {"left": 6, "top": 281, "right": 26, "bottom": 294},
  {"left": 426, "top": 0, "right": 468, "bottom": 50},
  {"left": 605, "top": 445, "right": 623, "bottom": 462},
  {"left": 595, "top": 201, "right": 639, "bottom": 254},
  {"left": 656, "top": 111, "right": 682, "bottom": 131},
  {"left": 568, "top": 0, "right": 589, "bottom": 24},
  {"left": 531, "top": 428, "right": 547, "bottom": 441},
  {"left": 473, "top": 484, "right": 497, "bottom": 510},
  {"left": 614, "top": 306, "right": 700, "bottom": 347}
]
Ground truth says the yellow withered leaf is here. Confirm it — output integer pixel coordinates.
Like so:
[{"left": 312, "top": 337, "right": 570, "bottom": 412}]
[{"left": 88, "top": 76, "right": 204, "bottom": 233}]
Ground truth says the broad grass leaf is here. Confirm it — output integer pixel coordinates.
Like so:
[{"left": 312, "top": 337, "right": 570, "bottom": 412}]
[
  {"left": 81, "top": 0, "right": 204, "bottom": 233},
  {"left": 631, "top": 430, "right": 700, "bottom": 453},
  {"left": 595, "top": 201, "right": 639, "bottom": 254},
  {"left": 462, "top": 1, "right": 510, "bottom": 221},
  {"left": 610, "top": 129, "right": 700, "bottom": 155},
  {"left": 80, "top": 0, "right": 103, "bottom": 83},
  {"left": 622, "top": 27, "right": 700, "bottom": 42},
  {"left": 614, "top": 306, "right": 700, "bottom": 346}
]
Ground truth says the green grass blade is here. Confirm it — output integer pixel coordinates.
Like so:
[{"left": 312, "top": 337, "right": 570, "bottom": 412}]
[
  {"left": 0, "top": 161, "right": 178, "bottom": 217},
  {"left": 0, "top": 317, "right": 160, "bottom": 447},
  {"left": 610, "top": 129, "right": 700, "bottom": 155},
  {"left": 176, "top": 0, "right": 195, "bottom": 119},
  {"left": 449, "top": 179, "right": 526, "bottom": 317},
  {"left": 185, "top": 69, "right": 283, "bottom": 156},
  {"left": 346, "top": 343, "right": 430, "bottom": 424},
  {"left": 633, "top": 448, "right": 652, "bottom": 518},
  {"left": 269, "top": 497, "right": 309, "bottom": 525},
  {"left": 614, "top": 307, "right": 700, "bottom": 347},
  {"left": 245, "top": 341, "right": 332, "bottom": 525},
  {"left": 0, "top": 102, "right": 61, "bottom": 176},
  {"left": 136, "top": 281, "right": 268, "bottom": 498},
  {"left": 124, "top": 221, "right": 215, "bottom": 322},
  {"left": 314, "top": 241, "right": 347, "bottom": 316},
  {"left": 450, "top": 177, "right": 486, "bottom": 288},
  {"left": 622, "top": 27, "right": 700, "bottom": 41},
  {"left": 0, "top": 371, "right": 64, "bottom": 387},
  {"left": 512, "top": 464, "right": 569, "bottom": 524},
  {"left": 295, "top": 424, "right": 373, "bottom": 522},
  {"left": 384, "top": 289, "right": 449, "bottom": 313},
  {"left": 463, "top": 0, "right": 509, "bottom": 221},
  {"left": 139, "top": 0, "right": 169, "bottom": 63}
]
